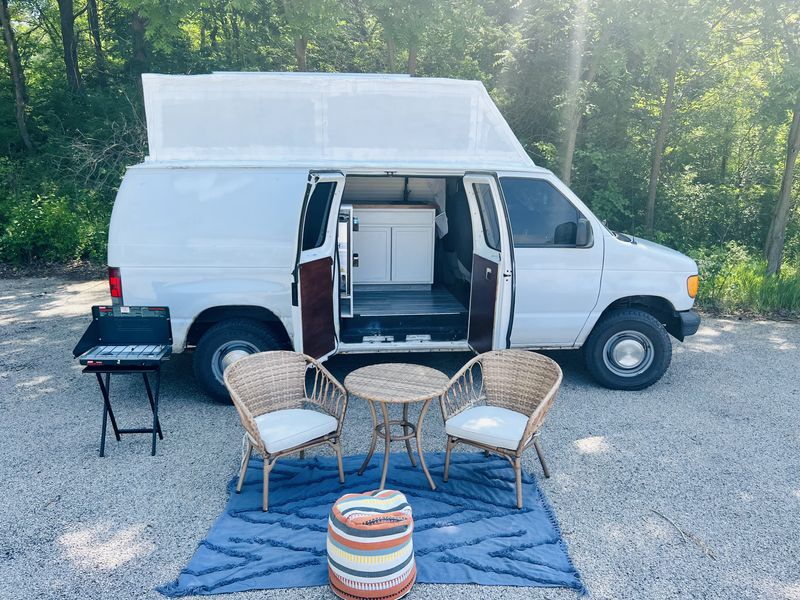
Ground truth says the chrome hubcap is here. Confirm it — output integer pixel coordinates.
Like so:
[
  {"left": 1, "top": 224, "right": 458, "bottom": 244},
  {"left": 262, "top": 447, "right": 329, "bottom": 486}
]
[
  {"left": 602, "top": 331, "right": 654, "bottom": 377},
  {"left": 211, "top": 341, "right": 259, "bottom": 383}
]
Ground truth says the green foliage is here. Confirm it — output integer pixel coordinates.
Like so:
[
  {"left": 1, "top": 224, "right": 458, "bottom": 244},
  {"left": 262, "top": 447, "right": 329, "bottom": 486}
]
[
  {"left": 0, "top": 192, "right": 108, "bottom": 264},
  {"left": 692, "top": 243, "right": 800, "bottom": 315},
  {"left": 0, "top": 0, "right": 799, "bottom": 315}
]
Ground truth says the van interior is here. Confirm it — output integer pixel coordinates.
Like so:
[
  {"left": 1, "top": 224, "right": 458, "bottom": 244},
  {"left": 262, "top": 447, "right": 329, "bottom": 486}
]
[{"left": 337, "top": 175, "right": 475, "bottom": 345}]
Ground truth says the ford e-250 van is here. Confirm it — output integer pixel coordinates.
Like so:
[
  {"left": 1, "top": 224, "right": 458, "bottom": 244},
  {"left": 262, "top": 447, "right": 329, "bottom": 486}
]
[{"left": 107, "top": 73, "right": 700, "bottom": 400}]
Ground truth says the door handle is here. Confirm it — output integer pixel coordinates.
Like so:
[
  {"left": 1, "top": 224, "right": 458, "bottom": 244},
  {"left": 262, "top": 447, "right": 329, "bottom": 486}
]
[
  {"left": 353, "top": 253, "right": 359, "bottom": 268},
  {"left": 485, "top": 266, "right": 493, "bottom": 280}
]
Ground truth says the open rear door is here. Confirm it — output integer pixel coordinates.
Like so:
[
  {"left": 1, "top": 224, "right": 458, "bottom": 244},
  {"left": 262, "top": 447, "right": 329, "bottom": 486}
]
[
  {"left": 293, "top": 172, "right": 345, "bottom": 359},
  {"left": 463, "top": 174, "right": 512, "bottom": 354}
]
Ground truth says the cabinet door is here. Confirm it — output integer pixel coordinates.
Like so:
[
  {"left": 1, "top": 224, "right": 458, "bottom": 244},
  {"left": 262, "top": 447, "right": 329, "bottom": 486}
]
[
  {"left": 392, "top": 226, "right": 434, "bottom": 283},
  {"left": 352, "top": 225, "right": 391, "bottom": 283}
]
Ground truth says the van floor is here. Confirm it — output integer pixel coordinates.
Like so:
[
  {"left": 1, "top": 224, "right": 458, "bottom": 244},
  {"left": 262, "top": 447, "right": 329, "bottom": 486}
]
[
  {"left": 340, "top": 286, "right": 468, "bottom": 343},
  {"left": 352, "top": 286, "right": 465, "bottom": 317}
]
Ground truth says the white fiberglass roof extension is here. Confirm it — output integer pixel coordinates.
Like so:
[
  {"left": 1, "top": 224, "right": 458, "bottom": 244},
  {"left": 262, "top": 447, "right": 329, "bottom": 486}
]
[{"left": 141, "top": 72, "right": 535, "bottom": 170}]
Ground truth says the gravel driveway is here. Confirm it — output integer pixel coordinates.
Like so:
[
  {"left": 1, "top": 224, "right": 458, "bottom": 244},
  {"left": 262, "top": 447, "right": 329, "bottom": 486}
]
[{"left": 1, "top": 277, "right": 798, "bottom": 600}]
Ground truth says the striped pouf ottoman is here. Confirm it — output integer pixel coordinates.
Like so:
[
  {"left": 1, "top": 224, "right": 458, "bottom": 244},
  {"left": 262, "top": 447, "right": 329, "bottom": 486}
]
[{"left": 327, "top": 489, "right": 416, "bottom": 600}]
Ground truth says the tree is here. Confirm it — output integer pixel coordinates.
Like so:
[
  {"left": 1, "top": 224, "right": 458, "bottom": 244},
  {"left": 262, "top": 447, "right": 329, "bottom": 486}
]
[
  {"left": 0, "top": 0, "right": 34, "bottom": 150},
  {"left": 131, "top": 10, "right": 148, "bottom": 74},
  {"left": 56, "top": 0, "right": 82, "bottom": 92},
  {"left": 280, "top": 0, "right": 340, "bottom": 71},
  {"left": 763, "top": 3, "right": 800, "bottom": 275},
  {"left": 86, "top": 0, "right": 106, "bottom": 85},
  {"left": 371, "top": 0, "right": 440, "bottom": 75},
  {"left": 640, "top": 0, "right": 740, "bottom": 235},
  {"left": 560, "top": 0, "right": 615, "bottom": 185},
  {"left": 765, "top": 97, "right": 800, "bottom": 274},
  {"left": 644, "top": 36, "right": 680, "bottom": 234}
]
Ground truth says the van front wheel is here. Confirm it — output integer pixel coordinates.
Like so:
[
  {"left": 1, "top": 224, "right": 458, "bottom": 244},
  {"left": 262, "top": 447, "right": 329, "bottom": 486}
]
[
  {"left": 583, "top": 309, "right": 671, "bottom": 390},
  {"left": 193, "top": 319, "right": 289, "bottom": 402}
]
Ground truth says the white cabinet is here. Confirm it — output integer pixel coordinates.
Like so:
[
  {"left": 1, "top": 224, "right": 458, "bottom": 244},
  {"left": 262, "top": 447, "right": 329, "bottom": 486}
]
[
  {"left": 352, "top": 207, "right": 435, "bottom": 285},
  {"left": 354, "top": 226, "right": 391, "bottom": 282}
]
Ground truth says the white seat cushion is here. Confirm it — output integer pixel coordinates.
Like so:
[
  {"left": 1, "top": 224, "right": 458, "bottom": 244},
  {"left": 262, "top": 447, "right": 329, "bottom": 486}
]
[
  {"left": 445, "top": 405, "right": 529, "bottom": 451},
  {"left": 254, "top": 408, "right": 338, "bottom": 454}
]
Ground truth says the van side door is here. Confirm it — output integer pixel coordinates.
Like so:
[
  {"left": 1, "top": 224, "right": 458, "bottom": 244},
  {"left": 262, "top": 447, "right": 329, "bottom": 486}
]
[
  {"left": 292, "top": 171, "right": 345, "bottom": 359},
  {"left": 498, "top": 174, "right": 603, "bottom": 347},
  {"left": 463, "top": 174, "right": 513, "bottom": 353}
]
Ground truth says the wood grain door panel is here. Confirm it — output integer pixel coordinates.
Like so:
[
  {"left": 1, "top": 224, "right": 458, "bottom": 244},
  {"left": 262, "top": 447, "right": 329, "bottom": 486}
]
[
  {"left": 468, "top": 253, "right": 499, "bottom": 354},
  {"left": 300, "top": 257, "right": 336, "bottom": 358}
]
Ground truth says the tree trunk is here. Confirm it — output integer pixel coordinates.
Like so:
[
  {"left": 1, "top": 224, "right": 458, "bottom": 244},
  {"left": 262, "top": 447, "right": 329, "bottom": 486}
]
[
  {"left": 86, "top": 0, "right": 106, "bottom": 86},
  {"left": 407, "top": 44, "right": 417, "bottom": 76},
  {"left": 560, "top": 60, "right": 597, "bottom": 186},
  {"left": 132, "top": 12, "right": 148, "bottom": 74},
  {"left": 57, "top": 0, "right": 81, "bottom": 92},
  {"left": 644, "top": 47, "right": 679, "bottom": 235},
  {"left": 230, "top": 8, "right": 241, "bottom": 68},
  {"left": 294, "top": 36, "right": 307, "bottom": 71},
  {"left": 560, "top": 0, "right": 589, "bottom": 186},
  {"left": 0, "top": 0, "right": 33, "bottom": 150},
  {"left": 765, "top": 96, "right": 800, "bottom": 275},
  {"left": 386, "top": 38, "right": 396, "bottom": 72}
]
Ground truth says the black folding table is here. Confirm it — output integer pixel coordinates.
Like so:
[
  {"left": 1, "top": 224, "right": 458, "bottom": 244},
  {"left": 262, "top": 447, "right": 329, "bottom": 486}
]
[{"left": 73, "top": 306, "right": 172, "bottom": 456}]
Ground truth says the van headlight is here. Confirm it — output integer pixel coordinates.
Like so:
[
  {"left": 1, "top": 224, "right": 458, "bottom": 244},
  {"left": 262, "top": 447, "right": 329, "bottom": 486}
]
[{"left": 687, "top": 275, "right": 699, "bottom": 298}]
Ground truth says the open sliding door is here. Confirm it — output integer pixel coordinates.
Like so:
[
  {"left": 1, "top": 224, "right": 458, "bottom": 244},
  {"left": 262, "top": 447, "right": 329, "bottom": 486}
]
[
  {"left": 293, "top": 172, "right": 345, "bottom": 359},
  {"left": 463, "top": 174, "right": 513, "bottom": 354}
]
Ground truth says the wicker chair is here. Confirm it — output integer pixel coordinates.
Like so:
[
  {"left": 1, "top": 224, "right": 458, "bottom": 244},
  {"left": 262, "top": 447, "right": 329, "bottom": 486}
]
[
  {"left": 223, "top": 351, "right": 348, "bottom": 511},
  {"left": 439, "top": 350, "right": 563, "bottom": 508}
]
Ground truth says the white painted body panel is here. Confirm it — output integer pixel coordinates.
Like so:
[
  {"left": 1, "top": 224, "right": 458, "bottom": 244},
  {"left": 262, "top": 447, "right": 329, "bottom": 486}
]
[
  {"left": 500, "top": 171, "right": 604, "bottom": 347},
  {"left": 108, "top": 163, "right": 697, "bottom": 355},
  {"left": 574, "top": 235, "right": 698, "bottom": 346},
  {"left": 108, "top": 166, "right": 308, "bottom": 351}
]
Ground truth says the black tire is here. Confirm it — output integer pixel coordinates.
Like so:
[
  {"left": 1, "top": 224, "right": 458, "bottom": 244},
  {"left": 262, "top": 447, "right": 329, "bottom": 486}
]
[
  {"left": 193, "top": 319, "right": 289, "bottom": 402},
  {"left": 583, "top": 309, "right": 672, "bottom": 391}
]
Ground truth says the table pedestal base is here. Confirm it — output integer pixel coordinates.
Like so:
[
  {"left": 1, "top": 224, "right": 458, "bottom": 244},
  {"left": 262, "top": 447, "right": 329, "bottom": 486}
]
[{"left": 357, "top": 399, "right": 436, "bottom": 491}]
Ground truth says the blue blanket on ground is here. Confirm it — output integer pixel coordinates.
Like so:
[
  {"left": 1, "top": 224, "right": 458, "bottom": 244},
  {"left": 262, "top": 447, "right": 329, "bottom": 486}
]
[{"left": 158, "top": 452, "right": 585, "bottom": 596}]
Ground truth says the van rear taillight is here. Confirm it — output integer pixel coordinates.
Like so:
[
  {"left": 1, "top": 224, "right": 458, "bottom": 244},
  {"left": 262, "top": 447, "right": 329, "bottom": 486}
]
[{"left": 108, "top": 267, "right": 123, "bottom": 305}]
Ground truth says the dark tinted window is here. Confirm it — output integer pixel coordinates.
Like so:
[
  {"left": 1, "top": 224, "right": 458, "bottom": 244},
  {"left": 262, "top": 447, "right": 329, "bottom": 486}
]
[
  {"left": 500, "top": 178, "right": 585, "bottom": 247},
  {"left": 302, "top": 181, "right": 335, "bottom": 251},
  {"left": 473, "top": 183, "right": 501, "bottom": 251}
]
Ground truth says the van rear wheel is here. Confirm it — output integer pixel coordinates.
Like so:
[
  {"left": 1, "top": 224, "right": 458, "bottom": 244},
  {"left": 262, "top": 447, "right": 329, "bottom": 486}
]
[
  {"left": 583, "top": 309, "right": 671, "bottom": 390},
  {"left": 193, "top": 319, "right": 289, "bottom": 402}
]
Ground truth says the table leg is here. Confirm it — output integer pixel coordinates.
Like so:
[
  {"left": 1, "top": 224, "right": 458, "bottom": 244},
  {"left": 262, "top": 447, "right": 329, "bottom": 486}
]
[
  {"left": 98, "top": 375, "right": 108, "bottom": 458},
  {"left": 95, "top": 373, "right": 120, "bottom": 457},
  {"left": 143, "top": 370, "right": 163, "bottom": 456},
  {"left": 96, "top": 373, "right": 121, "bottom": 440},
  {"left": 358, "top": 399, "right": 379, "bottom": 476},
  {"left": 402, "top": 403, "right": 417, "bottom": 468},
  {"left": 379, "top": 402, "right": 391, "bottom": 490},
  {"left": 142, "top": 371, "right": 164, "bottom": 439},
  {"left": 416, "top": 397, "right": 436, "bottom": 490}
]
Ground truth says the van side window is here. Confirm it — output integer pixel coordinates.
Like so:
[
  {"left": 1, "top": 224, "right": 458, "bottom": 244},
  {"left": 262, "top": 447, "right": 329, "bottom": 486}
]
[
  {"left": 500, "top": 178, "right": 588, "bottom": 247},
  {"left": 472, "top": 183, "right": 501, "bottom": 251},
  {"left": 302, "top": 181, "right": 336, "bottom": 250}
]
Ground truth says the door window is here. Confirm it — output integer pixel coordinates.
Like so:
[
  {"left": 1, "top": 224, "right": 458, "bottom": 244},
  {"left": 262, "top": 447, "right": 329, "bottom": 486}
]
[
  {"left": 500, "top": 178, "right": 589, "bottom": 247},
  {"left": 301, "top": 181, "right": 336, "bottom": 251},
  {"left": 472, "top": 183, "right": 501, "bottom": 251}
]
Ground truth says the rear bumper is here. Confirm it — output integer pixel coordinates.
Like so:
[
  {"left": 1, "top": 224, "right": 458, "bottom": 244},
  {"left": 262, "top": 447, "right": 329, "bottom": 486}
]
[{"left": 667, "top": 309, "right": 701, "bottom": 341}]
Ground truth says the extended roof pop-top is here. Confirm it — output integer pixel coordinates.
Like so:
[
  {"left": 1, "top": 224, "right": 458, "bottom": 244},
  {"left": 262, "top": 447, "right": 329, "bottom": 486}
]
[{"left": 141, "top": 72, "right": 535, "bottom": 171}]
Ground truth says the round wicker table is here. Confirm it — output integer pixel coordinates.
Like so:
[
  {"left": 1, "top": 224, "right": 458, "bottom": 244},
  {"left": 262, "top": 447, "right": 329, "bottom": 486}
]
[{"left": 345, "top": 363, "right": 450, "bottom": 491}]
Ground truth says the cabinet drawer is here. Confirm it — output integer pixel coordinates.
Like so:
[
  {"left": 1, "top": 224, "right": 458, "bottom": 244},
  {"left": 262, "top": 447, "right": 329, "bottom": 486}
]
[{"left": 355, "top": 208, "right": 435, "bottom": 227}]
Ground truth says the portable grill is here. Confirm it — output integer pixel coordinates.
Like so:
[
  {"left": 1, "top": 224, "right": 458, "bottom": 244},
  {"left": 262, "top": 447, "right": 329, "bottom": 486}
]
[{"left": 73, "top": 305, "right": 172, "bottom": 456}]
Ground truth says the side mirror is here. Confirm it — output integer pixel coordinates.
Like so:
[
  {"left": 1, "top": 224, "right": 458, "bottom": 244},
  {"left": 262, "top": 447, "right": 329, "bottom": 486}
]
[{"left": 576, "top": 217, "right": 592, "bottom": 247}]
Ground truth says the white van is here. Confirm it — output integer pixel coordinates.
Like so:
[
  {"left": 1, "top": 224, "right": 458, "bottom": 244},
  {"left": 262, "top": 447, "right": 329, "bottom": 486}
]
[{"left": 108, "top": 73, "right": 700, "bottom": 400}]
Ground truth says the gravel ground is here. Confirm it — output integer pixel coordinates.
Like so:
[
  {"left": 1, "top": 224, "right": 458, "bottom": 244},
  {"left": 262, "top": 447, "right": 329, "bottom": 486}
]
[{"left": 1, "top": 277, "right": 799, "bottom": 600}]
